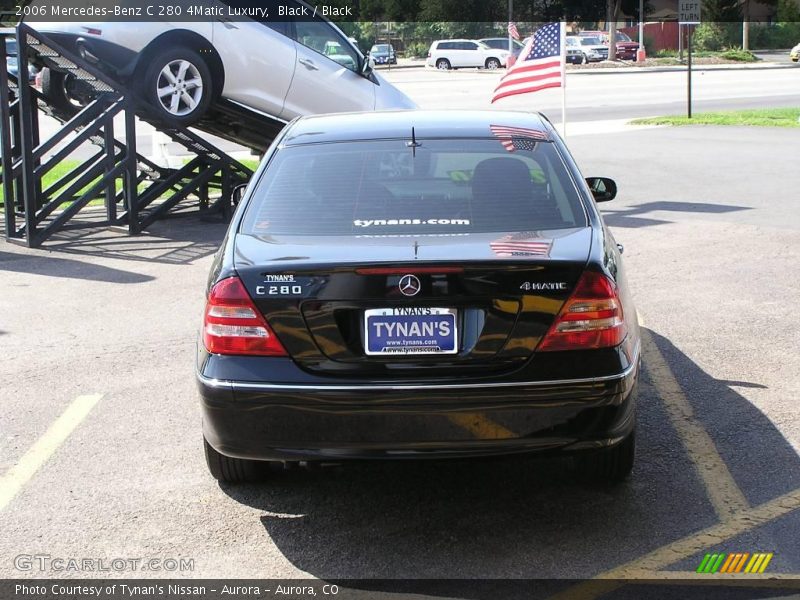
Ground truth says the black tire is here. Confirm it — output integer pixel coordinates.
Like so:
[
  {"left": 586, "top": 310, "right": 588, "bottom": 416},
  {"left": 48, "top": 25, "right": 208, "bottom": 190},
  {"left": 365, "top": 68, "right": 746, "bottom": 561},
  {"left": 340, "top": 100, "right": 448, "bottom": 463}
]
[
  {"left": 203, "top": 437, "right": 267, "bottom": 484},
  {"left": 436, "top": 58, "right": 451, "bottom": 70},
  {"left": 142, "top": 46, "right": 213, "bottom": 126},
  {"left": 579, "top": 430, "right": 635, "bottom": 484},
  {"left": 40, "top": 67, "right": 94, "bottom": 115},
  {"left": 581, "top": 53, "right": 588, "bottom": 65},
  {"left": 485, "top": 57, "right": 501, "bottom": 70}
]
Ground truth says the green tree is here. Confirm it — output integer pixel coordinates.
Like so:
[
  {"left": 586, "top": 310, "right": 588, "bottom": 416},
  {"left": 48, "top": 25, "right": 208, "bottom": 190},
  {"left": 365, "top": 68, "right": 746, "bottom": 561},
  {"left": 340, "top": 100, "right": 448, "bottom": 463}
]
[
  {"left": 777, "top": 0, "right": 800, "bottom": 20},
  {"left": 358, "top": 0, "right": 423, "bottom": 21},
  {"left": 702, "top": 0, "right": 741, "bottom": 22}
]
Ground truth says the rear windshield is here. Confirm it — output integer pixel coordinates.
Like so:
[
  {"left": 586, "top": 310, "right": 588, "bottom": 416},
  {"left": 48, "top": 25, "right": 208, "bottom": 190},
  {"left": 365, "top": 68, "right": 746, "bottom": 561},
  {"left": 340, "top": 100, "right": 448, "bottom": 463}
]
[{"left": 241, "top": 138, "right": 587, "bottom": 237}]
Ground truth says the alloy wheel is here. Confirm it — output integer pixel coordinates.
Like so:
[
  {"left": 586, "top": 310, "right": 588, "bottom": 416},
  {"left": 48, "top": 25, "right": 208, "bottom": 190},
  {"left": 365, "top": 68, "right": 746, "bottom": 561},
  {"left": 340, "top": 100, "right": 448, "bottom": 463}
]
[{"left": 156, "top": 59, "right": 204, "bottom": 117}]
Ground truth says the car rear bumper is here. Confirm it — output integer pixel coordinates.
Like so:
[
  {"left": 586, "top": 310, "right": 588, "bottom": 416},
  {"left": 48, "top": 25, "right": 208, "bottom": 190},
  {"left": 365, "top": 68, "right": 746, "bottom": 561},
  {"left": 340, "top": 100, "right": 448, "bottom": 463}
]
[{"left": 199, "top": 344, "right": 640, "bottom": 462}]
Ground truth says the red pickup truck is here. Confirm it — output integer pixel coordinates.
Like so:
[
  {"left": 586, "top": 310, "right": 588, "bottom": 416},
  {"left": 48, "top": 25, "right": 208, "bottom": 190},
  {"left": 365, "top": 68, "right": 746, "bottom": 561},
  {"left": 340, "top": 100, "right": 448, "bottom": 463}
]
[{"left": 579, "top": 30, "right": 640, "bottom": 61}]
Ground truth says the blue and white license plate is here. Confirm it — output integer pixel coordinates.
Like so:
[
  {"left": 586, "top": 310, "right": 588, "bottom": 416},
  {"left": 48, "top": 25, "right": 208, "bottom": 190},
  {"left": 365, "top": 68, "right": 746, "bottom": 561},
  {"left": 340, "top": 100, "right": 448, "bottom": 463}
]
[{"left": 364, "top": 308, "right": 458, "bottom": 355}]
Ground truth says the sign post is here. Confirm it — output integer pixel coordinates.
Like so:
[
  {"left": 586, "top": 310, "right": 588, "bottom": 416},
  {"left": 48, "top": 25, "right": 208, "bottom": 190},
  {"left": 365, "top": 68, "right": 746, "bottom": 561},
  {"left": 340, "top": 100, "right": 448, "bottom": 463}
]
[{"left": 679, "top": 0, "right": 701, "bottom": 119}]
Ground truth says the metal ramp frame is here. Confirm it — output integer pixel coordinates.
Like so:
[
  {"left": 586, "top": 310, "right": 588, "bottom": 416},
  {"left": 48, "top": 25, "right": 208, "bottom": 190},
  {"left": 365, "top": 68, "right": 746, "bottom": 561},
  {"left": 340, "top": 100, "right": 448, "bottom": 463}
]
[{"left": 1, "top": 23, "right": 269, "bottom": 248}]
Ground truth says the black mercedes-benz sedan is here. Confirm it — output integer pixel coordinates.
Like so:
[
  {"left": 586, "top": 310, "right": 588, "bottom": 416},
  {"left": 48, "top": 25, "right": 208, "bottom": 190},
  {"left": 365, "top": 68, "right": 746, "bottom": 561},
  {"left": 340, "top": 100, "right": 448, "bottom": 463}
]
[{"left": 197, "top": 110, "right": 640, "bottom": 484}]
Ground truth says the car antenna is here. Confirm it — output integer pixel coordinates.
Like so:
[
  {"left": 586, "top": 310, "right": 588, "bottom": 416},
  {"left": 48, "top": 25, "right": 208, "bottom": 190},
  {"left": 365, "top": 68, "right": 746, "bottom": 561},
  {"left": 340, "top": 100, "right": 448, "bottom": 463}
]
[{"left": 406, "top": 127, "right": 421, "bottom": 157}]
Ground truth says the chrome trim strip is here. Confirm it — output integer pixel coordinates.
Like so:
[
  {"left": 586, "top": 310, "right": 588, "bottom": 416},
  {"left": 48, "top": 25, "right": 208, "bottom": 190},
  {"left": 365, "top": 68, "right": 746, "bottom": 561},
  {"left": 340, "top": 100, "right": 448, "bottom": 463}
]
[{"left": 198, "top": 342, "right": 640, "bottom": 393}]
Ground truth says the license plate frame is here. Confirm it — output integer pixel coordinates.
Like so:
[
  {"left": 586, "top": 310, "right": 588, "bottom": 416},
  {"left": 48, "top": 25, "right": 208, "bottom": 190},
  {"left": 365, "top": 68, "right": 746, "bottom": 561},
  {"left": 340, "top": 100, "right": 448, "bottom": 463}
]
[{"left": 363, "top": 308, "right": 458, "bottom": 356}]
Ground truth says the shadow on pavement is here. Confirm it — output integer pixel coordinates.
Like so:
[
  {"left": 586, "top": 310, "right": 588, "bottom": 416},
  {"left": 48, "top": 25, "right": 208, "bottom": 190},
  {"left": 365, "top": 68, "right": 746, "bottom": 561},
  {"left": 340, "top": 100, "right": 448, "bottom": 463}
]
[
  {"left": 0, "top": 250, "right": 154, "bottom": 284},
  {"left": 647, "top": 330, "right": 800, "bottom": 507},
  {"left": 603, "top": 201, "right": 750, "bottom": 229},
  {"left": 31, "top": 216, "right": 227, "bottom": 265},
  {"left": 219, "top": 328, "right": 800, "bottom": 590}
]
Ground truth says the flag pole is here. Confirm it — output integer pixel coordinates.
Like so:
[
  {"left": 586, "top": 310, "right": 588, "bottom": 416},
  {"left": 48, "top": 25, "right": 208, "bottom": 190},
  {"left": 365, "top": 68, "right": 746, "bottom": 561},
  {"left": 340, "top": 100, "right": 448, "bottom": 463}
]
[
  {"left": 560, "top": 21, "right": 567, "bottom": 138},
  {"left": 508, "top": 0, "right": 513, "bottom": 54}
]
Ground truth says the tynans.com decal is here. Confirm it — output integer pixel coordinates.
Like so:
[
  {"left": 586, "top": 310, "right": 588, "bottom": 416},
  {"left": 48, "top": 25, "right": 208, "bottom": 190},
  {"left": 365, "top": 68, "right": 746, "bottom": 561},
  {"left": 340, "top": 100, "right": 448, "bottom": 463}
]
[{"left": 353, "top": 218, "right": 470, "bottom": 228}]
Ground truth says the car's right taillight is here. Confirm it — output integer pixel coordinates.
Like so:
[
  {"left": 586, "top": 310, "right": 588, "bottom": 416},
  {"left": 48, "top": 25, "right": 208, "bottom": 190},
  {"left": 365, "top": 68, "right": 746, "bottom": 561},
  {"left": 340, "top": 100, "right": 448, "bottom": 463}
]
[
  {"left": 202, "top": 276, "right": 286, "bottom": 356},
  {"left": 537, "top": 271, "right": 627, "bottom": 352}
]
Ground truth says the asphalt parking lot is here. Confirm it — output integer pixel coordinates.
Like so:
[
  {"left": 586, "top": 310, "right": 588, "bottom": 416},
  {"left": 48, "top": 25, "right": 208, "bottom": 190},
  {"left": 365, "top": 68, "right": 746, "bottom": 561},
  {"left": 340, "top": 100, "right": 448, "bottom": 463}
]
[{"left": 1, "top": 117, "right": 799, "bottom": 590}]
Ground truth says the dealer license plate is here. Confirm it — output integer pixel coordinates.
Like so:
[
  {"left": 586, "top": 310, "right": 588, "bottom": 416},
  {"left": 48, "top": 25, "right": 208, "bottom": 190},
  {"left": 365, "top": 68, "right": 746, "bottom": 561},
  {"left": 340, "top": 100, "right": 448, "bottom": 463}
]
[{"left": 364, "top": 308, "right": 458, "bottom": 356}]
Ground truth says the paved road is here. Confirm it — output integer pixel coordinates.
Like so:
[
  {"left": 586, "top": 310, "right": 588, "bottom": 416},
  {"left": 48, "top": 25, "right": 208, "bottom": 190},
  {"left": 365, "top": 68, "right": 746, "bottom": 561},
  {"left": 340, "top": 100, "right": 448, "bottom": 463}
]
[
  {"left": 381, "top": 65, "right": 800, "bottom": 124},
  {"left": 1, "top": 115, "right": 799, "bottom": 589}
]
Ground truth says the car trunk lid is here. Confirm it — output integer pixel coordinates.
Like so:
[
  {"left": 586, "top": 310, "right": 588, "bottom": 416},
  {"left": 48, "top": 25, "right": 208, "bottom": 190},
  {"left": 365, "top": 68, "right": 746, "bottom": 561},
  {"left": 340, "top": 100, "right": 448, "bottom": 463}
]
[{"left": 234, "top": 228, "right": 591, "bottom": 378}]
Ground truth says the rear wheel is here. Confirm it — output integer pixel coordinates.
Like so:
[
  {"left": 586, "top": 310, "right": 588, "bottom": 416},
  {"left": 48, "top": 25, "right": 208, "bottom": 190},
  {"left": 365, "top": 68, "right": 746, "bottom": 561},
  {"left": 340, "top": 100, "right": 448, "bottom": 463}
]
[
  {"left": 40, "top": 67, "right": 95, "bottom": 114},
  {"left": 485, "top": 57, "right": 501, "bottom": 70},
  {"left": 578, "top": 430, "right": 635, "bottom": 484},
  {"left": 142, "top": 47, "right": 212, "bottom": 125},
  {"left": 436, "top": 58, "right": 451, "bottom": 70},
  {"left": 203, "top": 437, "right": 268, "bottom": 484}
]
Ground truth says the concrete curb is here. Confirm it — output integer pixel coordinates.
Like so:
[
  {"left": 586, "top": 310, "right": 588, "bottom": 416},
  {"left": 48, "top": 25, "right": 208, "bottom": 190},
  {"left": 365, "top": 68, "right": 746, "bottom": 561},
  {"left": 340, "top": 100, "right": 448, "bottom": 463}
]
[{"left": 374, "top": 63, "right": 426, "bottom": 71}]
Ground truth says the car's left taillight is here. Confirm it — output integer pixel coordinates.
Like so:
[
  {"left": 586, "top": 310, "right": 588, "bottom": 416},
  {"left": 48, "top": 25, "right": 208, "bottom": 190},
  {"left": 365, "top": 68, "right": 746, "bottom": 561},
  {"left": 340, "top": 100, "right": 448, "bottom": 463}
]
[{"left": 202, "top": 276, "right": 286, "bottom": 356}]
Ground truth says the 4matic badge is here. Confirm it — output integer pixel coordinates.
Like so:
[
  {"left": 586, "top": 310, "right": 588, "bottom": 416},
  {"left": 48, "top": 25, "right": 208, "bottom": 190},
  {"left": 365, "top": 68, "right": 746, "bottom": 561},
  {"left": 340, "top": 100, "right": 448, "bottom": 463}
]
[{"left": 519, "top": 281, "right": 568, "bottom": 291}]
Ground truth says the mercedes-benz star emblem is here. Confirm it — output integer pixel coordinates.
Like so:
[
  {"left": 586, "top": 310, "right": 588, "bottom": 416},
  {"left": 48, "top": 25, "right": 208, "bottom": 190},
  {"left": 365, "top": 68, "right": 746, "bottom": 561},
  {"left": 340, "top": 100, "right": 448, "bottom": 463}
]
[{"left": 398, "top": 274, "right": 421, "bottom": 297}]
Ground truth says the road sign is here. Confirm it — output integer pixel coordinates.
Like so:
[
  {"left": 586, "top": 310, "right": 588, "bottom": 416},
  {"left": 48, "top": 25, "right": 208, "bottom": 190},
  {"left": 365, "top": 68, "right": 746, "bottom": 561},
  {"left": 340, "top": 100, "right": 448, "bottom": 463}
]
[{"left": 679, "top": 0, "right": 701, "bottom": 24}]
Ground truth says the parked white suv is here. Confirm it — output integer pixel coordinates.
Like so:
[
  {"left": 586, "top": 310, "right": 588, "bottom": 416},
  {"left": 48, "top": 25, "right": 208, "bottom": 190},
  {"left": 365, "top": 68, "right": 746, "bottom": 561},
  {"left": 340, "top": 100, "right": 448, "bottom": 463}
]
[
  {"left": 426, "top": 39, "right": 509, "bottom": 71},
  {"left": 29, "top": 0, "right": 415, "bottom": 125}
]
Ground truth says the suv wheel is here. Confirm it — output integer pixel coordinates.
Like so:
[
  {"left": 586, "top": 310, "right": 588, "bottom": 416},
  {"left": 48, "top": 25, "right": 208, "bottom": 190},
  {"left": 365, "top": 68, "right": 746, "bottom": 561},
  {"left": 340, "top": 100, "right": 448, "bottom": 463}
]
[
  {"left": 40, "top": 67, "right": 94, "bottom": 115},
  {"left": 581, "top": 53, "right": 589, "bottom": 64},
  {"left": 436, "top": 58, "right": 451, "bottom": 70},
  {"left": 204, "top": 437, "right": 268, "bottom": 484},
  {"left": 485, "top": 57, "right": 501, "bottom": 70},
  {"left": 143, "top": 47, "right": 212, "bottom": 125}
]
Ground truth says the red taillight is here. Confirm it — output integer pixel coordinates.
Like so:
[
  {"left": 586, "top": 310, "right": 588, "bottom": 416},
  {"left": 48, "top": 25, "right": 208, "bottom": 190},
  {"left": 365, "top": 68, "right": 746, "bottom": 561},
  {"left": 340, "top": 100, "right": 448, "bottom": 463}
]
[
  {"left": 537, "top": 271, "right": 627, "bottom": 352},
  {"left": 202, "top": 277, "right": 286, "bottom": 356}
]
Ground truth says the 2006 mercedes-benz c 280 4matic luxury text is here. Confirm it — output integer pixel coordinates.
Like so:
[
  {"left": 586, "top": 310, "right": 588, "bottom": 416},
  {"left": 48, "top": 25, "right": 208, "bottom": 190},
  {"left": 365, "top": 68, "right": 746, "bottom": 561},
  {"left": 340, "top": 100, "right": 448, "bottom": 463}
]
[{"left": 197, "top": 110, "right": 640, "bottom": 484}]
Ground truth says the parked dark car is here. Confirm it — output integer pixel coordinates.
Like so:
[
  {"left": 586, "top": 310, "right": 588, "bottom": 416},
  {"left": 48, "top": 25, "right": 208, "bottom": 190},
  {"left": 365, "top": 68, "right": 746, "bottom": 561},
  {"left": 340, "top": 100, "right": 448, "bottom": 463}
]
[
  {"left": 369, "top": 43, "right": 397, "bottom": 65},
  {"left": 5, "top": 37, "right": 38, "bottom": 83},
  {"left": 198, "top": 110, "right": 640, "bottom": 485}
]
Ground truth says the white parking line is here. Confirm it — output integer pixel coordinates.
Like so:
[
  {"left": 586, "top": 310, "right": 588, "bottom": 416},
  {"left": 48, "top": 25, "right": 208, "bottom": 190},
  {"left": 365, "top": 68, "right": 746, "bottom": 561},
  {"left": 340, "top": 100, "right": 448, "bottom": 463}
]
[{"left": 0, "top": 393, "right": 103, "bottom": 512}]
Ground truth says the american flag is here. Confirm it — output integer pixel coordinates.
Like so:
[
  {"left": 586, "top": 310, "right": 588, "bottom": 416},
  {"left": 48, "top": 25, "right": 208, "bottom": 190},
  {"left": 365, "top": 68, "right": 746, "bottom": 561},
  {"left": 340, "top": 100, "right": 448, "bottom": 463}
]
[
  {"left": 508, "top": 22, "right": 520, "bottom": 40},
  {"left": 489, "top": 124, "right": 549, "bottom": 152},
  {"left": 490, "top": 233, "right": 552, "bottom": 257},
  {"left": 491, "top": 22, "right": 564, "bottom": 104}
]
